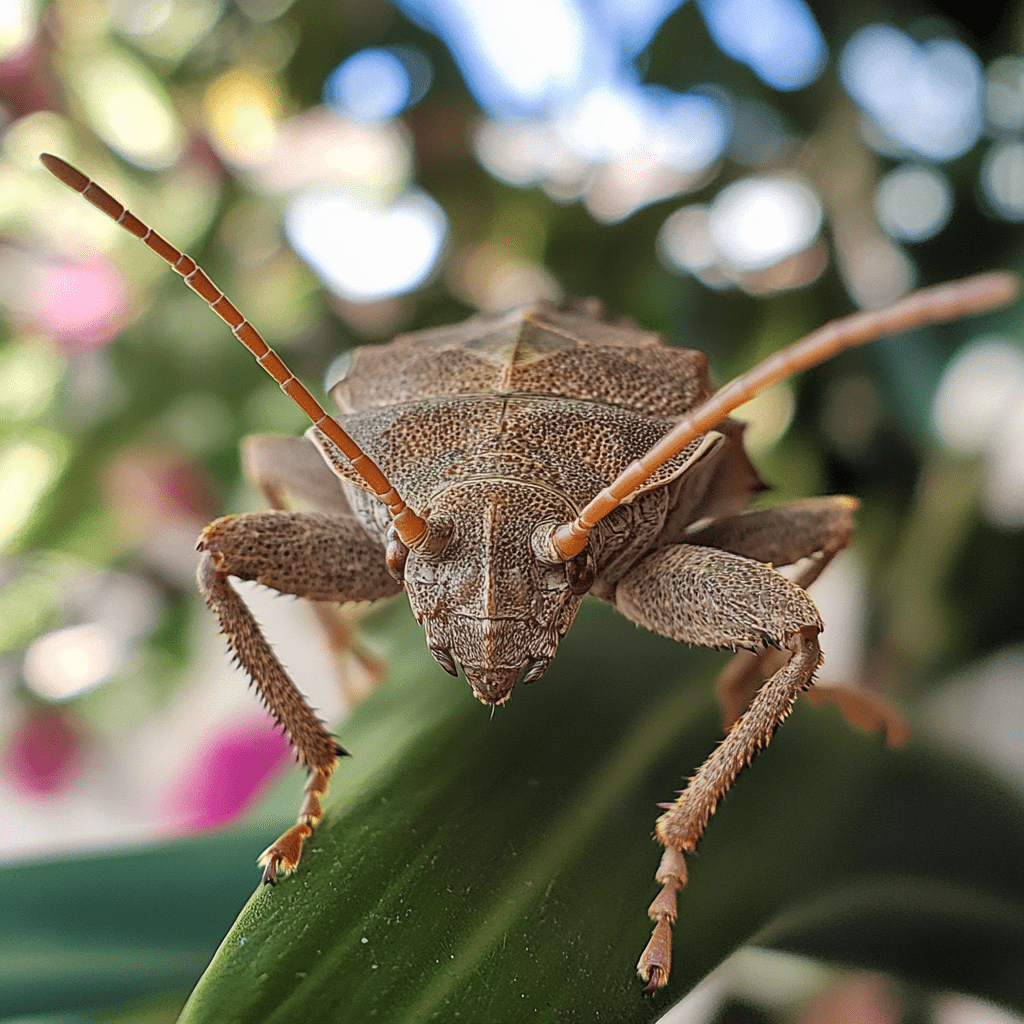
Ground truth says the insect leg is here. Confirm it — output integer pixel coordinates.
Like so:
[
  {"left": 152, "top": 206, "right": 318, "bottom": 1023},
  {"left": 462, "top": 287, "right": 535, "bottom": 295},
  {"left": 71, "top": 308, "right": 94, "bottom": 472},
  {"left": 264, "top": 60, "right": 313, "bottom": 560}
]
[
  {"left": 688, "top": 497, "right": 907, "bottom": 743},
  {"left": 242, "top": 434, "right": 389, "bottom": 702},
  {"left": 613, "top": 544, "right": 824, "bottom": 992},
  {"left": 197, "top": 510, "right": 400, "bottom": 883},
  {"left": 242, "top": 434, "right": 356, "bottom": 515}
]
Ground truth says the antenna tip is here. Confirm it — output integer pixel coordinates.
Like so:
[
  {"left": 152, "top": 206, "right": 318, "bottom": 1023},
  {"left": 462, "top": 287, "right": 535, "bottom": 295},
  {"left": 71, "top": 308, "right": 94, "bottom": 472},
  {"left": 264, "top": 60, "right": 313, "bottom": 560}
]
[
  {"left": 39, "top": 153, "right": 88, "bottom": 192},
  {"left": 983, "top": 270, "right": 1022, "bottom": 307}
]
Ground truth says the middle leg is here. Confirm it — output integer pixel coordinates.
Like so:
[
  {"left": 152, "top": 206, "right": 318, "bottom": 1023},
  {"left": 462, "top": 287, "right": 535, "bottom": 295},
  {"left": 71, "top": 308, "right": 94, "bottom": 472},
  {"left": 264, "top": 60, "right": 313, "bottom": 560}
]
[{"left": 686, "top": 497, "right": 906, "bottom": 742}]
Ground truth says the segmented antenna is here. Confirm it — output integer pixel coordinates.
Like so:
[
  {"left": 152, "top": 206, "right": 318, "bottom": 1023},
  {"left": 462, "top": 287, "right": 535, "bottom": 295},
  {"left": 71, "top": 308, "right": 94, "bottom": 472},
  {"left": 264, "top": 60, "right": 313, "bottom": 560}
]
[
  {"left": 40, "top": 153, "right": 427, "bottom": 547},
  {"left": 548, "top": 270, "right": 1021, "bottom": 561}
]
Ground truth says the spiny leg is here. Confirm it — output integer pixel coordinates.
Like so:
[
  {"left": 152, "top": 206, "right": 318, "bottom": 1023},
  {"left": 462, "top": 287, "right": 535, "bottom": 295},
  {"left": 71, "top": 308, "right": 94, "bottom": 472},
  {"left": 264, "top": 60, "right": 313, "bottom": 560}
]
[
  {"left": 198, "top": 552, "right": 338, "bottom": 883},
  {"left": 243, "top": 433, "right": 389, "bottom": 706},
  {"left": 614, "top": 544, "right": 825, "bottom": 993},
  {"left": 689, "top": 496, "right": 852, "bottom": 729},
  {"left": 684, "top": 496, "right": 858, "bottom": 573},
  {"left": 197, "top": 509, "right": 400, "bottom": 882},
  {"left": 637, "top": 628, "right": 821, "bottom": 992},
  {"left": 689, "top": 497, "right": 907, "bottom": 742}
]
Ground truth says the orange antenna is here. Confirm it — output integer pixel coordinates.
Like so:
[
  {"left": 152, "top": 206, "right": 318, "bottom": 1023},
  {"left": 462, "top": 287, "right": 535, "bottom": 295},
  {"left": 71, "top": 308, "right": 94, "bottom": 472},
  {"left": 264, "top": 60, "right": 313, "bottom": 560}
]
[
  {"left": 40, "top": 153, "right": 427, "bottom": 547},
  {"left": 548, "top": 271, "right": 1021, "bottom": 561}
]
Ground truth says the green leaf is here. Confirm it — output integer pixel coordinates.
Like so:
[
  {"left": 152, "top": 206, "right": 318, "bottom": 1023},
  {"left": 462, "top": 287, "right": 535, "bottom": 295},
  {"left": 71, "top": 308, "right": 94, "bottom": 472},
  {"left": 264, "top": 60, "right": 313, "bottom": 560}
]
[
  {"left": 0, "top": 824, "right": 283, "bottom": 1019},
  {"left": 759, "top": 877, "right": 1024, "bottom": 1003},
  {"left": 175, "top": 601, "right": 1024, "bottom": 1023}
]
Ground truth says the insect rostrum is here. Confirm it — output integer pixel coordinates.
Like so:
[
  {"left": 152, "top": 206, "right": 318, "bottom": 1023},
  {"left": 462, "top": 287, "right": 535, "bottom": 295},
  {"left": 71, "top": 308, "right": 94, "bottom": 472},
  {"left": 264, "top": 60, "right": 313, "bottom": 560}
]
[{"left": 40, "top": 153, "right": 1019, "bottom": 994}]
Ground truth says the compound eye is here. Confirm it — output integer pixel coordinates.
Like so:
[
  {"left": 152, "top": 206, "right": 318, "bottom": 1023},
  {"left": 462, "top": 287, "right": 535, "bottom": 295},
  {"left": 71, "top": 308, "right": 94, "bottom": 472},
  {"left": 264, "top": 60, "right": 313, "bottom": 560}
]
[
  {"left": 385, "top": 525, "right": 409, "bottom": 582},
  {"left": 429, "top": 646, "right": 458, "bottom": 676},
  {"left": 565, "top": 552, "right": 595, "bottom": 595}
]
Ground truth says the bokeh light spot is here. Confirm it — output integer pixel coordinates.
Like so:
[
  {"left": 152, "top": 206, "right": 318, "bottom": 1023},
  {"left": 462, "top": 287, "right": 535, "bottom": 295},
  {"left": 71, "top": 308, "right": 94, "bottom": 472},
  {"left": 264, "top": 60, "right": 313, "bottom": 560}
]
[
  {"left": 324, "top": 47, "right": 432, "bottom": 122},
  {"left": 874, "top": 164, "right": 953, "bottom": 242},
  {"left": 36, "top": 261, "right": 128, "bottom": 349},
  {"left": 116, "top": 0, "right": 226, "bottom": 62},
  {"left": 556, "top": 85, "right": 729, "bottom": 170},
  {"left": 659, "top": 180, "right": 827, "bottom": 293},
  {"left": 205, "top": 68, "right": 283, "bottom": 165},
  {"left": 23, "top": 623, "right": 126, "bottom": 701},
  {"left": 246, "top": 108, "right": 413, "bottom": 200},
  {"left": 933, "top": 338, "right": 1024, "bottom": 527},
  {"left": 657, "top": 204, "right": 717, "bottom": 275},
  {"left": 285, "top": 189, "right": 448, "bottom": 303},
  {"left": 325, "top": 49, "right": 410, "bottom": 122},
  {"left": 0, "top": 0, "right": 35, "bottom": 59},
  {"left": 398, "top": 0, "right": 586, "bottom": 115},
  {"left": 0, "top": 436, "right": 67, "bottom": 551},
  {"left": 981, "top": 140, "right": 1024, "bottom": 222},
  {"left": 983, "top": 400, "right": 1024, "bottom": 528},
  {"left": 474, "top": 119, "right": 585, "bottom": 190},
  {"left": 985, "top": 56, "right": 1024, "bottom": 133},
  {"left": 169, "top": 723, "right": 291, "bottom": 832},
  {"left": 74, "top": 49, "right": 184, "bottom": 170},
  {"left": 3, "top": 708, "right": 85, "bottom": 797},
  {"left": 645, "top": 88, "right": 731, "bottom": 172},
  {"left": 554, "top": 85, "right": 647, "bottom": 164},
  {"left": 932, "top": 338, "right": 1024, "bottom": 456},
  {"left": 0, "top": 344, "right": 64, "bottom": 420},
  {"left": 109, "top": 0, "right": 173, "bottom": 37},
  {"left": 475, "top": 85, "right": 728, "bottom": 221},
  {"left": 840, "top": 25, "right": 984, "bottom": 162},
  {"left": 697, "top": 0, "right": 826, "bottom": 90},
  {"left": 841, "top": 235, "right": 916, "bottom": 310},
  {"left": 734, "top": 381, "right": 795, "bottom": 453},
  {"left": 708, "top": 176, "right": 822, "bottom": 273}
]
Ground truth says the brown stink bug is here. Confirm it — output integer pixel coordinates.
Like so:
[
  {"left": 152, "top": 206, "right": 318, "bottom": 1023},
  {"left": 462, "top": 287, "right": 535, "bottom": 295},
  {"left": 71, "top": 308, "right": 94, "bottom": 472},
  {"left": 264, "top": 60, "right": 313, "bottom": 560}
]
[{"left": 40, "top": 152, "right": 1019, "bottom": 993}]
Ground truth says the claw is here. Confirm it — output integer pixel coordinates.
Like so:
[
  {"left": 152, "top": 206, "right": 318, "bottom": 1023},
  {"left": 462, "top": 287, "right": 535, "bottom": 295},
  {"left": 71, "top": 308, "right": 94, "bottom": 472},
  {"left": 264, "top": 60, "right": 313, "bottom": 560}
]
[
  {"left": 637, "top": 918, "right": 673, "bottom": 994},
  {"left": 258, "top": 822, "right": 313, "bottom": 884}
]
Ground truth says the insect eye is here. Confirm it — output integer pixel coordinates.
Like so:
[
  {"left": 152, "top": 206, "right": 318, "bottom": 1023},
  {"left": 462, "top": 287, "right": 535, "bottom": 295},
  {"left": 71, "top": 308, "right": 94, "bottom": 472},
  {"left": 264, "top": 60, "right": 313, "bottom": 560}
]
[
  {"left": 565, "top": 553, "right": 595, "bottom": 595},
  {"left": 429, "top": 646, "right": 458, "bottom": 676},
  {"left": 385, "top": 526, "right": 409, "bottom": 582}
]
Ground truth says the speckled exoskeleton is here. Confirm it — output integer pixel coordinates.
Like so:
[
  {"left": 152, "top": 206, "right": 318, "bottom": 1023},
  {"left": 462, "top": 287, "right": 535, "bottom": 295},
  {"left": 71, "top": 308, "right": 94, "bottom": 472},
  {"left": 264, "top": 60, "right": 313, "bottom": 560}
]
[{"left": 41, "top": 153, "right": 1019, "bottom": 994}]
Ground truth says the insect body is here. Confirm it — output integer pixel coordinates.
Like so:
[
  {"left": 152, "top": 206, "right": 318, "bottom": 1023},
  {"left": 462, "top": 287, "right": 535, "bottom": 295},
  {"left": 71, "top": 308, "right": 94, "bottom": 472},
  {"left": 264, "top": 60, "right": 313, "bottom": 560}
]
[{"left": 40, "top": 153, "right": 1018, "bottom": 993}]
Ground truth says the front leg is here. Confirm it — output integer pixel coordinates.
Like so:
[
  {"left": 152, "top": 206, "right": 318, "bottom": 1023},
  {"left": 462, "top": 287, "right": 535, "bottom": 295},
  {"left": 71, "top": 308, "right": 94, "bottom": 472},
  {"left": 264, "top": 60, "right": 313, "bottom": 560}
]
[
  {"left": 613, "top": 544, "right": 823, "bottom": 993},
  {"left": 243, "top": 433, "right": 389, "bottom": 703},
  {"left": 197, "top": 510, "right": 401, "bottom": 883}
]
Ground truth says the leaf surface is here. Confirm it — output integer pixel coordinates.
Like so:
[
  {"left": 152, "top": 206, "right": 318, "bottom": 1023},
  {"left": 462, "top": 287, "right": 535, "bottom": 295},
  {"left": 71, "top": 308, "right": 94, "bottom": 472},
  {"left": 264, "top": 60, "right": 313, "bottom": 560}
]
[{"left": 177, "top": 602, "right": 1024, "bottom": 1022}]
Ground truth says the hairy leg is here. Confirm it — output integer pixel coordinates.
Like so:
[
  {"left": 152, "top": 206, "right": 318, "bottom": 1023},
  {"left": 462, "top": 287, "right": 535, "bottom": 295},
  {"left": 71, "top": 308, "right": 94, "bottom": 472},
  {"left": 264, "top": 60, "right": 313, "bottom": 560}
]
[
  {"left": 243, "top": 433, "right": 389, "bottom": 706},
  {"left": 614, "top": 543, "right": 824, "bottom": 992},
  {"left": 197, "top": 509, "right": 400, "bottom": 881},
  {"left": 687, "top": 498, "right": 906, "bottom": 742}
]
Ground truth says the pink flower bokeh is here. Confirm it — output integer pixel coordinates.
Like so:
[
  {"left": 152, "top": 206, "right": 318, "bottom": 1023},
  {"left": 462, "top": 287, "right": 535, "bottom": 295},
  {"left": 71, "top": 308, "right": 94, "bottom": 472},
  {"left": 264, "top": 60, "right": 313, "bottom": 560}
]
[
  {"left": 166, "top": 722, "right": 293, "bottom": 833},
  {"left": 35, "top": 260, "right": 129, "bottom": 350}
]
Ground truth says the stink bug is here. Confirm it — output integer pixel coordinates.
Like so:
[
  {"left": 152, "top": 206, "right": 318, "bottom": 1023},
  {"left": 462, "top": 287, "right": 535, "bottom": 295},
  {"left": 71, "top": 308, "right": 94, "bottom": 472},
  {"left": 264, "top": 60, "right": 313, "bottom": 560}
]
[{"left": 40, "top": 152, "right": 1019, "bottom": 992}]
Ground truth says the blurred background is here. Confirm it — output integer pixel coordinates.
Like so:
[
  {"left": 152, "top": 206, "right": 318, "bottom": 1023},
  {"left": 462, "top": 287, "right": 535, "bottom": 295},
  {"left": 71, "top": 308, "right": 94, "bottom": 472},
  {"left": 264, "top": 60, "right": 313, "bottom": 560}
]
[{"left": 0, "top": 0, "right": 1023, "bottom": 1021}]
